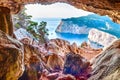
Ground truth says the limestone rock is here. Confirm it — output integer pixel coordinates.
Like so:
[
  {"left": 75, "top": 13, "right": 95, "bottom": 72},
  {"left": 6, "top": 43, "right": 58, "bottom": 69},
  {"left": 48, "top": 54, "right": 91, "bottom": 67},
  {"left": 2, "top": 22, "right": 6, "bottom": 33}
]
[
  {"left": 88, "top": 39, "right": 120, "bottom": 80},
  {"left": 14, "top": 28, "right": 33, "bottom": 41},
  {"left": 88, "top": 28, "right": 118, "bottom": 47},
  {"left": 0, "top": 30, "right": 24, "bottom": 80}
]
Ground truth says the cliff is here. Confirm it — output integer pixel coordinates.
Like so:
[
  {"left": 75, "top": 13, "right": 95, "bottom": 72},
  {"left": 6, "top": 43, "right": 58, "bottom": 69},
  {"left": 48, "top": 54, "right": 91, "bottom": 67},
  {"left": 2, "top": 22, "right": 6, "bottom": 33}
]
[
  {"left": 88, "top": 28, "right": 118, "bottom": 47},
  {"left": 56, "top": 14, "right": 120, "bottom": 36}
]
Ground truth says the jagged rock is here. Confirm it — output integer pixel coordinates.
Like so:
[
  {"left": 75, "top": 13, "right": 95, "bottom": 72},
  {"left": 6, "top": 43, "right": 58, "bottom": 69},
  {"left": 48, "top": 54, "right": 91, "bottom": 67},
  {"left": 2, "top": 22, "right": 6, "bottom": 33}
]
[
  {"left": 47, "top": 38, "right": 102, "bottom": 60},
  {"left": 47, "top": 53, "right": 64, "bottom": 72},
  {"left": 88, "top": 28, "right": 118, "bottom": 47},
  {"left": 19, "top": 43, "right": 47, "bottom": 80},
  {"left": 56, "top": 74, "right": 76, "bottom": 80},
  {"left": 80, "top": 41, "right": 102, "bottom": 60},
  {"left": 14, "top": 28, "right": 34, "bottom": 40},
  {"left": 63, "top": 52, "right": 91, "bottom": 80},
  {"left": 0, "top": 30, "right": 24, "bottom": 80},
  {"left": 88, "top": 39, "right": 120, "bottom": 80}
]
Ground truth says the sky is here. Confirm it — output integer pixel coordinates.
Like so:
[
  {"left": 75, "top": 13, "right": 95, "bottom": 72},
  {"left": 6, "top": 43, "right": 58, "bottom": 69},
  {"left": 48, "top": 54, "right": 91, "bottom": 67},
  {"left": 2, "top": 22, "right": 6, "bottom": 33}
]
[{"left": 25, "top": 2, "right": 92, "bottom": 18}]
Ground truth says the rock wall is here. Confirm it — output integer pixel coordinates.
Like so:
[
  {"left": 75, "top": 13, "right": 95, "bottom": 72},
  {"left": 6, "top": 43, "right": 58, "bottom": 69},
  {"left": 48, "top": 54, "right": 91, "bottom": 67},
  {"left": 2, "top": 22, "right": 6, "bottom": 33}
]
[
  {"left": 0, "top": 7, "right": 13, "bottom": 36},
  {"left": 0, "top": 30, "right": 24, "bottom": 80},
  {"left": 0, "top": 0, "right": 120, "bottom": 23},
  {"left": 88, "top": 28, "right": 118, "bottom": 47},
  {"left": 89, "top": 39, "right": 120, "bottom": 80}
]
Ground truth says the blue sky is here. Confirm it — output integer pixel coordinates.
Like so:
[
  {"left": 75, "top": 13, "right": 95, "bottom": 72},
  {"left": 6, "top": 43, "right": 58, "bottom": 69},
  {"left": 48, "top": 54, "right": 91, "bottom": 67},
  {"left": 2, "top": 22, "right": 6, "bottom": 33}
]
[{"left": 25, "top": 2, "right": 92, "bottom": 18}]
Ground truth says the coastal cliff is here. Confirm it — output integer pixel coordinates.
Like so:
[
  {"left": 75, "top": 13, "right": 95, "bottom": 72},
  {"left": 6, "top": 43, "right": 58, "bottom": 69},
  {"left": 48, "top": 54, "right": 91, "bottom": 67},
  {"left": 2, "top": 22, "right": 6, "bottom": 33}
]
[
  {"left": 88, "top": 28, "right": 118, "bottom": 47},
  {"left": 56, "top": 14, "right": 120, "bottom": 36}
]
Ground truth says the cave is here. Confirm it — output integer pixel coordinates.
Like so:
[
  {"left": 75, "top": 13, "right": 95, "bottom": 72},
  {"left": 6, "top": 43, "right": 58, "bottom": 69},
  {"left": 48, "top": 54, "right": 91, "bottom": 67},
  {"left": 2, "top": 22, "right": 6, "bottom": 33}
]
[{"left": 0, "top": 0, "right": 120, "bottom": 80}]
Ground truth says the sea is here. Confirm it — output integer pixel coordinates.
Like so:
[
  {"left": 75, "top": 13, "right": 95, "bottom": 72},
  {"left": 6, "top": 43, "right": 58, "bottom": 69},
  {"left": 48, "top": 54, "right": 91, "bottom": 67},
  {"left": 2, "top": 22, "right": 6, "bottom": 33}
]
[{"left": 31, "top": 18, "right": 88, "bottom": 46}]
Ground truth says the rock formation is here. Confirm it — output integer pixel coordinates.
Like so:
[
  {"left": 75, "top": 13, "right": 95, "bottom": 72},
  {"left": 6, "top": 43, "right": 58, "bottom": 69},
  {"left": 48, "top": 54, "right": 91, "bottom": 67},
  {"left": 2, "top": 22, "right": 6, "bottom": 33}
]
[
  {"left": 56, "top": 20, "right": 90, "bottom": 34},
  {"left": 63, "top": 52, "right": 91, "bottom": 80},
  {"left": 56, "top": 14, "right": 120, "bottom": 35},
  {"left": 88, "top": 28, "right": 118, "bottom": 47},
  {"left": 0, "top": 7, "right": 13, "bottom": 36},
  {"left": 88, "top": 39, "right": 120, "bottom": 80},
  {"left": 14, "top": 28, "right": 34, "bottom": 40},
  {"left": 48, "top": 38, "right": 102, "bottom": 60},
  {"left": 0, "top": 30, "right": 24, "bottom": 80}
]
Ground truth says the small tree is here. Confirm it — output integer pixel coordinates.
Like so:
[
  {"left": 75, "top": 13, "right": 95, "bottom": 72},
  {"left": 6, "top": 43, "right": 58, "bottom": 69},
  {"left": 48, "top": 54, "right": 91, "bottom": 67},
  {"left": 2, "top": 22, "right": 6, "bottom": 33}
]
[
  {"left": 13, "top": 7, "right": 49, "bottom": 43},
  {"left": 27, "top": 20, "right": 49, "bottom": 43}
]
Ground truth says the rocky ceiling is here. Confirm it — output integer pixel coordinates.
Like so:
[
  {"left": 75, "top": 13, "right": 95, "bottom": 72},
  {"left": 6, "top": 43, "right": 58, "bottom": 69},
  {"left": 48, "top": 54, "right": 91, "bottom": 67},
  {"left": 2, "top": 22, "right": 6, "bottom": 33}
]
[{"left": 0, "top": 0, "right": 120, "bottom": 23}]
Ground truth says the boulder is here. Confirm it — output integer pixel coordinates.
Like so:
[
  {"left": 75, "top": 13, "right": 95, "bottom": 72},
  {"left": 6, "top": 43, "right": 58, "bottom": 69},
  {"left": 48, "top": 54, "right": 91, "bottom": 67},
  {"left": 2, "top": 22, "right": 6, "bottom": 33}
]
[
  {"left": 63, "top": 52, "right": 91, "bottom": 80},
  {"left": 14, "top": 28, "right": 34, "bottom": 41},
  {"left": 89, "top": 39, "right": 120, "bottom": 80},
  {"left": 88, "top": 28, "right": 118, "bottom": 47},
  {"left": 0, "top": 30, "right": 24, "bottom": 80}
]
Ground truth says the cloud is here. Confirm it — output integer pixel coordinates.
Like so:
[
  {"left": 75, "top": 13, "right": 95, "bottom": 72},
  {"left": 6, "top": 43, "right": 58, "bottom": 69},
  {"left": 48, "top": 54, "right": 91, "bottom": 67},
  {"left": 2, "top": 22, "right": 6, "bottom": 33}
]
[{"left": 25, "top": 3, "right": 92, "bottom": 18}]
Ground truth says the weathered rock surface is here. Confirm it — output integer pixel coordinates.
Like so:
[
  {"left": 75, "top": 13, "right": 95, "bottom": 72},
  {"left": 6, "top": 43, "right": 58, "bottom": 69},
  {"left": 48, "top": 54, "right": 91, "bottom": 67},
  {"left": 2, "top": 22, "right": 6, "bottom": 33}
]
[
  {"left": 0, "top": 30, "right": 24, "bottom": 80},
  {"left": 56, "top": 20, "right": 90, "bottom": 34},
  {"left": 88, "top": 28, "right": 118, "bottom": 47},
  {"left": 63, "top": 52, "right": 91, "bottom": 80},
  {"left": 88, "top": 39, "right": 120, "bottom": 80},
  {"left": 14, "top": 28, "right": 34, "bottom": 40},
  {"left": 0, "top": 7, "right": 13, "bottom": 36},
  {"left": 0, "top": 0, "right": 120, "bottom": 23},
  {"left": 48, "top": 38, "right": 102, "bottom": 60}
]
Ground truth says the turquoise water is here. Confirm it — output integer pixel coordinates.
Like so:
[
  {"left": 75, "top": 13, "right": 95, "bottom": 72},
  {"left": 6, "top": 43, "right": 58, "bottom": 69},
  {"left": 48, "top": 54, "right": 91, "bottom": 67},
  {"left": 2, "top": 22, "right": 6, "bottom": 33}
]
[{"left": 31, "top": 18, "right": 88, "bottom": 45}]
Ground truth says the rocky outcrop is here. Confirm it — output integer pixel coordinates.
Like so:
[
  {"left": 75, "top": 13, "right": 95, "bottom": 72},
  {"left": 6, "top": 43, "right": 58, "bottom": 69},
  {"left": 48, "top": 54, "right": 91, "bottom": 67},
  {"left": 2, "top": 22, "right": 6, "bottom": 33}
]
[
  {"left": 0, "top": 0, "right": 120, "bottom": 24},
  {"left": 88, "top": 28, "right": 118, "bottom": 47},
  {"left": 63, "top": 52, "right": 91, "bottom": 80},
  {"left": 56, "top": 20, "right": 90, "bottom": 34},
  {"left": 0, "top": 7, "right": 13, "bottom": 36},
  {"left": 0, "top": 30, "right": 24, "bottom": 80},
  {"left": 56, "top": 14, "right": 120, "bottom": 35},
  {"left": 47, "top": 38, "right": 102, "bottom": 60},
  {"left": 14, "top": 28, "right": 34, "bottom": 40},
  {"left": 89, "top": 39, "right": 120, "bottom": 80}
]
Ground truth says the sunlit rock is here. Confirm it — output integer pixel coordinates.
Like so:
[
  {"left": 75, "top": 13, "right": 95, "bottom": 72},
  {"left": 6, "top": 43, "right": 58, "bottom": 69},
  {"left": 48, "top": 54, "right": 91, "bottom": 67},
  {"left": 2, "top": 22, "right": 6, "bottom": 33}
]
[
  {"left": 88, "top": 28, "right": 118, "bottom": 47},
  {"left": 0, "top": 30, "right": 24, "bottom": 80},
  {"left": 47, "top": 38, "right": 102, "bottom": 60},
  {"left": 47, "top": 53, "right": 64, "bottom": 72},
  {"left": 14, "top": 28, "right": 33, "bottom": 40},
  {"left": 89, "top": 39, "right": 120, "bottom": 80}
]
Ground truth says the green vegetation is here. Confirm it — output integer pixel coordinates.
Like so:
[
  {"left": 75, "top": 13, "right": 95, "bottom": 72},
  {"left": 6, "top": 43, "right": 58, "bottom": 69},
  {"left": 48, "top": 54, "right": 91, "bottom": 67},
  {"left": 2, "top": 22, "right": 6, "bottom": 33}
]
[
  {"left": 13, "top": 7, "right": 49, "bottom": 43},
  {"left": 27, "top": 20, "right": 48, "bottom": 43}
]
